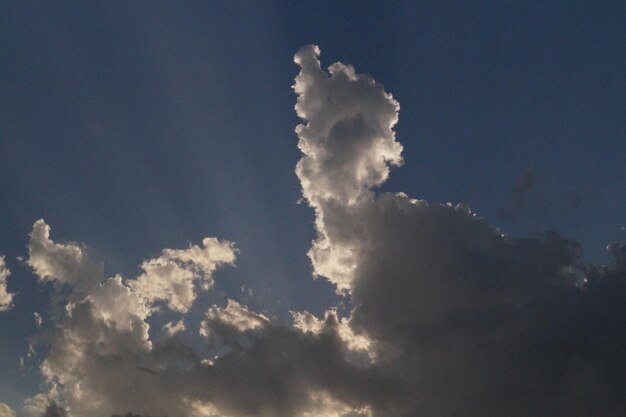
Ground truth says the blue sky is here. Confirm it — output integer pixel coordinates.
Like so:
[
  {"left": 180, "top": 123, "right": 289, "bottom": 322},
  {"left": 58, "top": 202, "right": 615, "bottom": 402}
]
[{"left": 0, "top": 2, "right": 625, "bottom": 416}]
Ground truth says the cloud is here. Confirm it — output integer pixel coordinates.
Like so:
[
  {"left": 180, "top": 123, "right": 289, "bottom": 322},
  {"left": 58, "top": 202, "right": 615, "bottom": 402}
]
[
  {"left": 0, "top": 402, "right": 17, "bottom": 417},
  {"left": 293, "top": 44, "right": 403, "bottom": 292},
  {"left": 0, "top": 256, "right": 14, "bottom": 311},
  {"left": 130, "top": 237, "right": 237, "bottom": 313},
  {"left": 111, "top": 414, "right": 144, "bottom": 417},
  {"left": 21, "top": 396, "right": 59, "bottom": 417},
  {"left": 22, "top": 221, "right": 237, "bottom": 417},
  {"left": 34, "top": 312, "right": 42, "bottom": 328},
  {"left": 14, "top": 46, "right": 626, "bottom": 417},
  {"left": 27, "top": 219, "right": 104, "bottom": 299},
  {"left": 294, "top": 46, "right": 626, "bottom": 416},
  {"left": 39, "top": 402, "right": 66, "bottom": 417},
  {"left": 200, "top": 299, "right": 271, "bottom": 350},
  {"left": 23, "top": 220, "right": 382, "bottom": 417},
  {"left": 161, "top": 319, "right": 186, "bottom": 338},
  {"left": 193, "top": 314, "right": 400, "bottom": 417},
  {"left": 293, "top": 309, "right": 374, "bottom": 365}
]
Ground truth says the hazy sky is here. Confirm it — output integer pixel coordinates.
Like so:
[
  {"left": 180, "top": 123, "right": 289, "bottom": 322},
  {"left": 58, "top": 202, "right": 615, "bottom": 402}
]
[{"left": 1, "top": 2, "right": 625, "bottom": 417}]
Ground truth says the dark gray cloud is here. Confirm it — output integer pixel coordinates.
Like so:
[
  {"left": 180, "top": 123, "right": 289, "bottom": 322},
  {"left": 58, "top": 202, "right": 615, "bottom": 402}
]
[
  {"left": 294, "top": 45, "right": 626, "bottom": 416},
  {"left": 346, "top": 199, "right": 626, "bottom": 416},
  {"left": 111, "top": 414, "right": 145, "bottom": 417},
  {"left": 40, "top": 402, "right": 66, "bottom": 417}
]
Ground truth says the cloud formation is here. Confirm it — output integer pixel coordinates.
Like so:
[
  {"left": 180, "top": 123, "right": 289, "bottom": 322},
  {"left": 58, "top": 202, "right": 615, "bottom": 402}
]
[
  {"left": 294, "top": 44, "right": 403, "bottom": 291},
  {"left": 6, "top": 46, "right": 626, "bottom": 417},
  {"left": 130, "top": 237, "right": 237, "bottom": 313},
  {"left": 27, "top": 220, "right": 103, "bottom": 294},
  {"left": 0, "top": 256, "right": 14, "bottom": 311},
  {"left": 21, "top": 220, "right": 382, "bottom": 417},
  {"left": 0, "top": 402, "right": 17, "bottom": 417},
  {"left": 21, "top": 221, "right": 241, "bottom": 417},
  {"left": 293, "top": 46, "right": 626, "bottom": 416}
]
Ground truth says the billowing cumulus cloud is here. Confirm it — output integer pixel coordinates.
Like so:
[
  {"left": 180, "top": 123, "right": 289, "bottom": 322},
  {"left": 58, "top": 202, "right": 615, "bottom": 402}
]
[
  {"left": 200, "top": 299, "right": 271, "bottom": 350},
  {"left": 27, "top": 219, "right": 103, "bottom": 294},
  {"left": 22, "top": 220, "right": 385, "bottom": 417},
  {"left": 22, "top": 221, "right": 238, "bottom": 417},
  {"left": 294, "top": 44, "right": 403, "bottom": 292},
  {"left": 130, "top": 237, "right": 237, "bottom": 313},
  {"left": 0, "top": 256, "right": 14, "bottom": 311},
  {"left": 294, "top": 46, "right": 626, "bottom": 416},
  {"left": 21, "top": 396, "right": 53, "bottom": 417},
  {"left": 12, "top": 46, "right": 626, "bottom": 417}
]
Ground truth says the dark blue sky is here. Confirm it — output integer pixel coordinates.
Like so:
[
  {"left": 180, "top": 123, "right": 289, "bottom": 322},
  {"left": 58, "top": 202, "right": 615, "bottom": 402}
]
[{"left": 0, "top": 1, "right": 624, "bottom": 409}]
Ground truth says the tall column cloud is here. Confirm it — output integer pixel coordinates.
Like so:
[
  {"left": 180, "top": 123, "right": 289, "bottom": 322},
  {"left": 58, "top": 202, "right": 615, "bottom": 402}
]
[
  {"left": 294, "top": 45, "right": 403, "bottom": 291},
  {"left": 294, "top": 45, "right": 626, "bottom": 416}
]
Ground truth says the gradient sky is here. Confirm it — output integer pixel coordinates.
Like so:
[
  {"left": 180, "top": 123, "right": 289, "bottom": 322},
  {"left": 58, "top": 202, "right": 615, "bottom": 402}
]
[{"left": 0, "top": 1, "right": 625, "bottom": 414}]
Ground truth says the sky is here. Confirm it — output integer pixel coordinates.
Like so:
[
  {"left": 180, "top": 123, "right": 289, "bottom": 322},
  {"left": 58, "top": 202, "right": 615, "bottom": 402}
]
[{"left": 0, "top": 2, "right": 625, "bottom": 417}]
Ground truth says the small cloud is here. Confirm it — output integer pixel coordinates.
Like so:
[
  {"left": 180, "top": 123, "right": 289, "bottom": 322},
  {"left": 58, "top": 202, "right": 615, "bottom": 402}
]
[
  {"left": 129, "top": 237, "right": 237, "bottom": 313},
  {"left": 34, "top": 312, "right": 43, "bottom": 328},
  {"left": 161, "top": 319, "right": 186, "bottom": 338},
  {"left": 0, "top": 256, "right": 14, "bottom": 311},
  {"left": 0, "top": 402, "right": 17, "bottom": 417}
]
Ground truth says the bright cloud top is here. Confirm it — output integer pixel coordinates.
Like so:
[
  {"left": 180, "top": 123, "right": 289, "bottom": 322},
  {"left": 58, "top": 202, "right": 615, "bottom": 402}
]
[
  {"left": 27, "top": 219, "right": 103, "bottom": 293},
  {"left": 130, "top": 237, "right": 237, "bottom": 313},
  {"left": 294, "top": 45, "right": 403, "bottom": 291},
  {"left": 0, "top": 402, "right": 17, "bottom": 417},
  {"left": 21, "top": 220, "right": 239, "bottom": 417}
]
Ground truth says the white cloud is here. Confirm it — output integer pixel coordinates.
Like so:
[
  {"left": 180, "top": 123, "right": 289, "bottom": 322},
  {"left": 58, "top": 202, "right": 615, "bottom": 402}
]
[
  {"left": 0, "top": 402, "right": 17, "bottom": 417},
  {"left": 34, "top": 312, "right": 42, "bottom": 328},
  {"left": 293, "top": 309, "right": 374, "bottom": 365},
  {"left": 0, "top": 256, "right": 14, "bottom": 311},
  {"left": 294, "top": 45, "right": 403, "bottom": 292},
  {"left": 23, "top": 218, "right": 390, "bottom": 417},
  {"left": 200, "top": 299, "right": 270, "bottom": 350},
  {"left": 23, "top": 221, "right": 240, "bottom": 417},
  {"left": 204, "top": 299, "right": 270, "bottom": 333},
  {"left": 27, "top": 219, "right": 103, "bottom": 294},
  {"left": 162, "top": 319, "right": 186, "bottom": 337},
  {"left": 21, "top": 395, "right": 60, "bottom": 417},
  {"left": 130, "top": 237, "right": 236, "bottom": 313}
]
